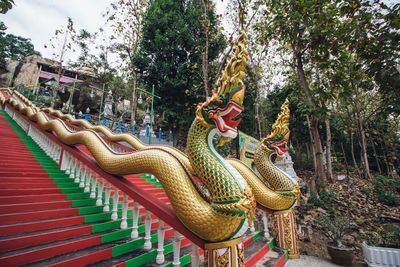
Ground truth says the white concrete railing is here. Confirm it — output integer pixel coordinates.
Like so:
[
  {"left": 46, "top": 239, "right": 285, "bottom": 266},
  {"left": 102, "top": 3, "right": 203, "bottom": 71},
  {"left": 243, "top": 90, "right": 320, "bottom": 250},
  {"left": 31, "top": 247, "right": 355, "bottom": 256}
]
[{"left": 363, "top": 242, "right": 400, "bottom": 267}]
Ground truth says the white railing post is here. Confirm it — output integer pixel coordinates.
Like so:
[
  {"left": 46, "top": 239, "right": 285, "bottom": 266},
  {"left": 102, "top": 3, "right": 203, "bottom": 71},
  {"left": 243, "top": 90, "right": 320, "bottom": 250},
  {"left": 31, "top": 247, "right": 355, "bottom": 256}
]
[
  {"left": 156, "top": 220, "right": 166, "bottom": 264},
  {"left": 131, "top": 201, "right": 139, "bottom": 239},
  {"left": 96, "top": 176, "right": 104, "bottom": 205},
  {"left": 79, "top": 164, "right": 87, "bottom": 188},
  {"left": 84, "top": 168, "right": 91, "bottom": 192},
  {"left": 56, "top": 145, "right": 61, "bottom": 164},
  {"left": 144, "top": 210, "right": 152, "bottom": 250},
  {"left": 111, "top": 187, "right": 119, "bottom": 220},
  {"left": 70, "top": 157, "right": 76, "bottom": 179},
  {"left": 104, "top": 181, "right": 111, "bottom": 212},
  {"left": 90, "top": 172, "right": 97, "bottom": 199},
  {"left": 60, "top": 150, "right": 69, "bottom": 171},
  {"left": 262, "top": 211, "right": 271, "bottom": 239},
  {"left": 173, "top": 230, "right": 183, "bottom": 267},
  {"left": 191, "top": 243, "right": 200, "bottom": 267},
  {"left": 121, "top": 193, "right": 129, "bottom": 229},
  {"left": 75, "top": 161, "right": 82, "bottom": 183},
  {"left": 64, "top": 153, "right": 71, "bottom": 174}
]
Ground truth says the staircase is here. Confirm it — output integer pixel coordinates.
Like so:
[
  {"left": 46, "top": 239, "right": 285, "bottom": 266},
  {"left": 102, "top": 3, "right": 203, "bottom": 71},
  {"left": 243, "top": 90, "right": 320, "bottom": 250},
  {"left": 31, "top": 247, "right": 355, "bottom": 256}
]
[{"left": 0, "top": 104, "right": 288, "bottom": 266}]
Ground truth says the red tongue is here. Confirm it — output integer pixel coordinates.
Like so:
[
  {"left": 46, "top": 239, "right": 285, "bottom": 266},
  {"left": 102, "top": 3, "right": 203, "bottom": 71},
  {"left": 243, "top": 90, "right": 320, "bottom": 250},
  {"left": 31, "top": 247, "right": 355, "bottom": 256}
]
[
  {"left": 222, "top": 106, "right": 242, "bottom": 129},
  {"left": 228, "top": 118, "right": 241, "bottom": 128}
]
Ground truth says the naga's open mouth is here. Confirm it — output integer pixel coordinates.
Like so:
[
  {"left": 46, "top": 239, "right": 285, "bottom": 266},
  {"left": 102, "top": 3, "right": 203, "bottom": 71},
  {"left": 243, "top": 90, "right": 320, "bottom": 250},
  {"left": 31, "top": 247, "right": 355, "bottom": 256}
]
[
  {"left": 271, "top": 139, "right": 289, "bottom": 155},
  {"left": 208, "top": 101, "right": 244, "bottom": 138}
]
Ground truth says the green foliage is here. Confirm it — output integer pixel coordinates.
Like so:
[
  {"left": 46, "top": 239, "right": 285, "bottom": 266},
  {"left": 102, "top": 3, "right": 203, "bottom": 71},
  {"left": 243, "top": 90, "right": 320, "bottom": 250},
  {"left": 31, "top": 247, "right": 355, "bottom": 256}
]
[
  {"left": 314, "top": 214, "right": 352, "bottom": 247},
  {"left": 135, "top": 0, "right": 225, "bottom": 130},
  {"left": 360, "top": 187, "right": 371, "bottom": 197},
  {"left": 237, "top": 66, "right": 258, "bottom": 138},
  {"left": 0, "top": 21, "right": 41, "bottom": 66},
  {"left": 364, "top": 223, "right": 400, "bottom": 249},
  {"left": 373, "top": 175, "right": 400, "bottom": 206},
  {"left": 0, "top": 0, "right": 14, "bottom": 14},
  {"left": 309, "top": 189, "right": 337, "bottom": 209}
]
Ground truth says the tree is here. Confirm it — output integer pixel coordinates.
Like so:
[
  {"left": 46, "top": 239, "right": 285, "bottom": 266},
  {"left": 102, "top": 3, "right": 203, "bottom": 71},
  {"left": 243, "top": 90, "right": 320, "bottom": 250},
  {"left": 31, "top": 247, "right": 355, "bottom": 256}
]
[
  {"left": 105, "top": 0, "right": 150, "bottom": 128},
  {"left": 255, "top": 0, "right": 347, "bottom": 190},
  {"left": 0, "top": 21, "right": 41, "bottom": 67},
  {"left": 135, "top": 0, "right": 224, "bottom": 147},
  {"left": 0, "top": 0, "right": 14, "bottom": 14},
  {"left": 46, "top": 17, "right": 76, "bottom": 108}
]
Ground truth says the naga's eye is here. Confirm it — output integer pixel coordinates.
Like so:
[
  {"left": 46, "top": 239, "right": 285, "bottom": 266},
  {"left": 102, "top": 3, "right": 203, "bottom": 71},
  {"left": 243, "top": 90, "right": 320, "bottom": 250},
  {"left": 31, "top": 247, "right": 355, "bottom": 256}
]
[{"left": 217, "top": 100, "right": 223, "bottom": 105}]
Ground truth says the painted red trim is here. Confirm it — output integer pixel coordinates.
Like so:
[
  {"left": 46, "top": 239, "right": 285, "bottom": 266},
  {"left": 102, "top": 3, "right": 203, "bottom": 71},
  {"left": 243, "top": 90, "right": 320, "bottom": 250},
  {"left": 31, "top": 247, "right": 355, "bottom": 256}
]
[
  {"left": 0, "top": 225, "right": 92, "bottom": 252},
  {"left": 245, "top": 243, "right": 270, "bottom": 267},
  {"left": 113, "top": 262, "right": 126, "bottom": 267},
  {"left": 47, "top": 247, "right": 112, "bottom": 267},
  {"left": 257, "top": 203, "right": 274, "bottom": 214},
  {"left": 274, "top": 252, "right": 287, "bottom": 267},
  {"left": 8, "top": 104, "right": 205, "bottom": 248},
  {"left": 0, "top": 215, "right": 85, "bottom": 236},
  {"left": 0, "top": 207, "right": 79, "bottom": 224},
  {"left": 0, "top": 235, "right": 102, "bottom": 266}
]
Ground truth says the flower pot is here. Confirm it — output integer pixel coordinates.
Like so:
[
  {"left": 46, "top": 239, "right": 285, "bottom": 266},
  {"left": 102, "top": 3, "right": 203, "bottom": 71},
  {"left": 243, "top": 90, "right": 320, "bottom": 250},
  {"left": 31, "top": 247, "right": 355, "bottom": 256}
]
[{"left": 326, "top": 244, "right": 354, "bottom": 266}]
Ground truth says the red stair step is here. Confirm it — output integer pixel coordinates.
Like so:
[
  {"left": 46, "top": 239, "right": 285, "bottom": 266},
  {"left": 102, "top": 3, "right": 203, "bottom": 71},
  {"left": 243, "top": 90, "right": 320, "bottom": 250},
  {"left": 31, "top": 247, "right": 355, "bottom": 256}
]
[
  {"left": 0, "top": 182, "right": 58, "bottom": 189},
  {"left": 0, "top": 188, "right": 62, "bottom": 196},
  {"left": 0, "top": 200, "right": 73, "bottom": 214},
  {"left": 0, "top": 207, "right": 79, "bottom": 224},
  {"left": 0, "top": 235, "right": 102, "bottom": 266},
  {"left": 0, "top": 225, "right": 92, "bottom": 252},
  {"left": 0, "top": 215, "right": 85, "bottom": 236},
  {"left": 0, "top": 194, "right": 67, "bottom": 204}
]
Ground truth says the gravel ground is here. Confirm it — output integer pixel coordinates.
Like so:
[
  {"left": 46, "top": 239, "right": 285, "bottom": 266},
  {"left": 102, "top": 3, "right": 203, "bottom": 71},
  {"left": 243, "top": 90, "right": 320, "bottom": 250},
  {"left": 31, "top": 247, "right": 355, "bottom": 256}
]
[{"left": 285, "top": 255, "right": 342, "bottom": 267}]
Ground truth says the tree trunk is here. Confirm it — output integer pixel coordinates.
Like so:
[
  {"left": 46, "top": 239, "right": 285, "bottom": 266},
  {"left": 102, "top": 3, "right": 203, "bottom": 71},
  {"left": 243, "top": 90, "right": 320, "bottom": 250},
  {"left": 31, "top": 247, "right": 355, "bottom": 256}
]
[
  {"left": 341, "top": 142, "right": 350, "bottom": 175},
  {"left": 356, "top": 108, "right": 371, "bottom": 180},
  {"left": 131, "top": 75, "right": 138, "bottom": 128},
  {"left": 201, "top": 0, "right": 210, "bottom": 98},
  {"left": 306, "top": 115, "right": 318, "bottom": 192},
  {"left": 325, "top": 117, "right": 333, "bottom": 183},
  {"left": 294, "top": 48, "right": 326, "bottom": 189},
  {"left": 369, "top": 135, "right": 381, "bottom": 174},
  {"left": 349, "top": 130, "right": 361, "bottom": 177},
  {"left": 353, "top": 86, "right": 371, "bottom": 180},
  {"left": 255, "top": 102, "right": 262, "bottom": 140},
  {"left": 306, "top": 142, "right": 311, "bottom": 159}
]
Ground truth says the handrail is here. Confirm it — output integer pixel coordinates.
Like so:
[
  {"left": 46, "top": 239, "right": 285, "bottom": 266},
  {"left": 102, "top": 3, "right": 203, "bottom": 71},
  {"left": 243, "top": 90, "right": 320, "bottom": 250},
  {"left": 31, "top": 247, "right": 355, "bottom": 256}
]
[{"left": 4, "top": 102, "right": 205, "bottom": 248}]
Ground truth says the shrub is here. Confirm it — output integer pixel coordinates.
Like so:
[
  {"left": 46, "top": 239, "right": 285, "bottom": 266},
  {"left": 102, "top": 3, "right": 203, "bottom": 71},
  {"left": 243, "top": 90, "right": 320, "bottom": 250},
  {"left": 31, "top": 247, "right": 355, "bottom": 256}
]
[
  {"left": 373, "top": 175, "right": 400, "bottom": 206},
  {"left": 360, "top": 187, "right": 371, "bottom": 196},
  {"left": 314, "top": 215, "right": 352, "bottom": 247}
]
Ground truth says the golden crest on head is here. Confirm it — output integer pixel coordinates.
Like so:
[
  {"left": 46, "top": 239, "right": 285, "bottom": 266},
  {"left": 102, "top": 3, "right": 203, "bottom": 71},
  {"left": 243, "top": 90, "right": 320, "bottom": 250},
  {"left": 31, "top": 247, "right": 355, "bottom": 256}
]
[
  {"left": 270, "top": 98, "right": 290, "bottom": 139},
  {"left": 215, "top": 32, "right": 248, "bottom": 106},
  {"left": 196, "top": 32, "right": 248, "bottom": 141}
]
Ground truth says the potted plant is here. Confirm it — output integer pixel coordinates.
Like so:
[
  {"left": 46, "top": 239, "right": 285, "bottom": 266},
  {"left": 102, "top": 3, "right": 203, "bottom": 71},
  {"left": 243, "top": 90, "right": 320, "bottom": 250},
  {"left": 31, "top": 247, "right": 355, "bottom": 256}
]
[{"left": 314, "top": 214, "right": 354, "bottom": 266}]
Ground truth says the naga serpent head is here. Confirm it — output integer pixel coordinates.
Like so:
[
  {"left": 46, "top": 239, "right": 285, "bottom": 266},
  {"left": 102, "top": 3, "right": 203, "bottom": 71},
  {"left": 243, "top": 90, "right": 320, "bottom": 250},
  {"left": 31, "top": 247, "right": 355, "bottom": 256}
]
[
  {"left": 196, "top": 32, "right": 248, "bottom": 140},
  {"left": 262, "top": 98, "right": 290, "bottom": 156}
]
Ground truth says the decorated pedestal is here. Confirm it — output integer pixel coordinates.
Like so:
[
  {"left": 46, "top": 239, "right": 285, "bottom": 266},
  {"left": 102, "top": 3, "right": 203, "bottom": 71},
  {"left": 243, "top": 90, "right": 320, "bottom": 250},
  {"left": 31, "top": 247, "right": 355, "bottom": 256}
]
[
  {"left": 273, "top": 209, "right": 299, "bottom": 259},
  {"left": 205, "top": 237, "right": 244, "bottom": 267}
]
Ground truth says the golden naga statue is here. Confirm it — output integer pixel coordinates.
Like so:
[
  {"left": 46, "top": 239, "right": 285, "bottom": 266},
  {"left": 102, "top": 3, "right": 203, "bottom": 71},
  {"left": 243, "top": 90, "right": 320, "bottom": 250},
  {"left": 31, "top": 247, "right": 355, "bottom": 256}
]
[
  {"left": 228, "top": 98, "right": 300, "bottom": 212},
  {"left": 2, "top": 33, "right": 256, "bottom": 243}
]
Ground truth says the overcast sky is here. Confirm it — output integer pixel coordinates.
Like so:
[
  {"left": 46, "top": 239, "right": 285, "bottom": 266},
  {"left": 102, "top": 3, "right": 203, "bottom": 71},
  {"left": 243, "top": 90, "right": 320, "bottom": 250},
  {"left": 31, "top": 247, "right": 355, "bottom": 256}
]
[{"left": 1, "top": 0, "right": 111, "bottom": 60}]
